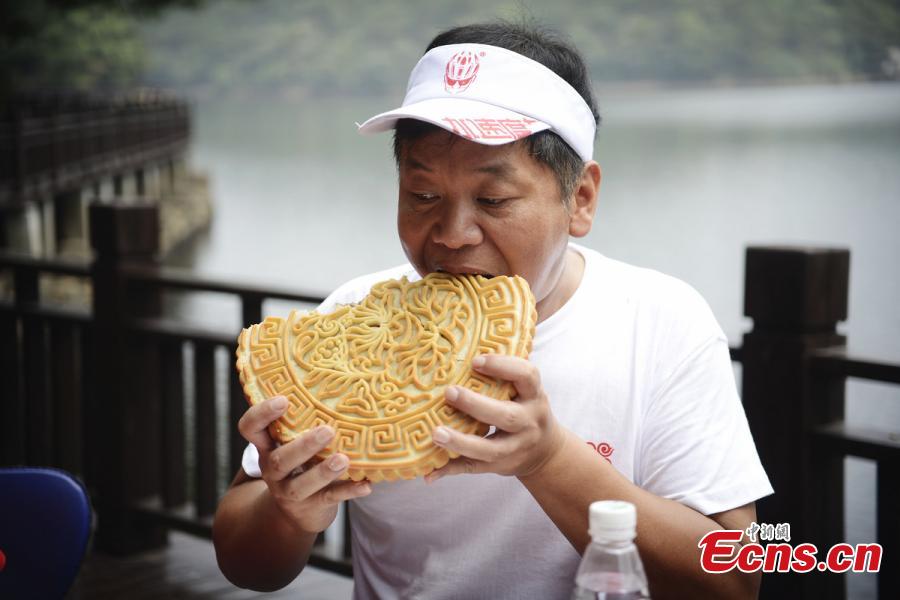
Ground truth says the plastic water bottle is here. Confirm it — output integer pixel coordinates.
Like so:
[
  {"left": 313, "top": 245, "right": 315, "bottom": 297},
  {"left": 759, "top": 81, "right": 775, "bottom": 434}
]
[{"left": 571, "top": 500, "right": 650, "bottom": 599}]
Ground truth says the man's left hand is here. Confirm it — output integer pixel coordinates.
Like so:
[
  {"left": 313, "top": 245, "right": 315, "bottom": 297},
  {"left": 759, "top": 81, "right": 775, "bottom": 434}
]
[{"left": 425, "top": 354, "right": 566, "bottom": 482}]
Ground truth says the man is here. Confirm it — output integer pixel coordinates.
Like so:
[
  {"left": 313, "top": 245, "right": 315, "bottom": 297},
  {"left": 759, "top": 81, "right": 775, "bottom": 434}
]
[{"left": 213, "top": 22, "right": 773, "bottom": 599}]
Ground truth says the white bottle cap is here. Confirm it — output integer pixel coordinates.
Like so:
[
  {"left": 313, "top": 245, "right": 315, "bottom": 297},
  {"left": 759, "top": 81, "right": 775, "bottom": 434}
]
[{"left": 589, "top": 500, "right": 637, "bottom": 543}]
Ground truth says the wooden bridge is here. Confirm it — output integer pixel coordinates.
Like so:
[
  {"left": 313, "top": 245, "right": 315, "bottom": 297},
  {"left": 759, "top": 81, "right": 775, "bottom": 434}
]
[
  {"left": 0, "top": 92, "right": 206, "bottom": 260},
  {"left": 0, "top": 91, "right": 189, "bottom": 206},
  {"left": 1, "top": 202, "right": 898, "bottom": 598}
]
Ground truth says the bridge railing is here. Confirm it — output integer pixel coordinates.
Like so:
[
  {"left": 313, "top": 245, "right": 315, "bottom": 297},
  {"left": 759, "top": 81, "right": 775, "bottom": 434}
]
[
  {"left": 738, "top": 246, "right": 898, "bottom": 599},
  {"left": 0, "top": 92, "right": 189, "bottom": 205}
]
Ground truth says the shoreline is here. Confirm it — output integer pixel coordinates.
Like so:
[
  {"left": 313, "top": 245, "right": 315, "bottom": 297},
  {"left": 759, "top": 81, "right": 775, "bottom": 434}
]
[{"left": 157, "top": 76, "right": 897, "bottom": 105}]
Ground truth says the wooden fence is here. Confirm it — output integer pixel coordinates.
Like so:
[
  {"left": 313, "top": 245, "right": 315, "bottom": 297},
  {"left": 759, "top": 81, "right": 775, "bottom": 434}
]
[
  {"left": 0, "top": 203, "right": 897, "bottom": 597},
  {"left": 740, "top": 247, "right": 899, "bottom": 598}
]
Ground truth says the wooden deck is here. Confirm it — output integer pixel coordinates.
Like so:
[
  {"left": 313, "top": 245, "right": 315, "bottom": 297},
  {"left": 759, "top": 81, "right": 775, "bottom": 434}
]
[{"left": 66, "top": 532, "right": 354, "bottom": 599}]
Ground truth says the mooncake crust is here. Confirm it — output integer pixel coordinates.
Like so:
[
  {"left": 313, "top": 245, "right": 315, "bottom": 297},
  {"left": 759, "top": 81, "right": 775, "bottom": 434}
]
[{"left": 235, "top": 272, "right": 537, "bottom": 482}]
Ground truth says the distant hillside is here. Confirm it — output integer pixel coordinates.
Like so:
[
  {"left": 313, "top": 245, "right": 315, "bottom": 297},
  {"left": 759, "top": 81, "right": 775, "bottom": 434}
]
[
  {"left": 137, "top": 0, "right": 900, "bottom": 98},
  {"left": 5, "top": 0, "right": 898, "bottom": 99},
  {"left": 142, "top": 0, "right": 900, "bottom": 95}
]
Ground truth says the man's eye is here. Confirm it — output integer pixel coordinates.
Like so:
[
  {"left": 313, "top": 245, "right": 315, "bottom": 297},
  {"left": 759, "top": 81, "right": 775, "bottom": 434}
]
[
  {"left": 413, "top": 193, "right": 439, "bottom": 202},
  {"left": 478, "top": 197, "right": 508, "bottom": 207}
]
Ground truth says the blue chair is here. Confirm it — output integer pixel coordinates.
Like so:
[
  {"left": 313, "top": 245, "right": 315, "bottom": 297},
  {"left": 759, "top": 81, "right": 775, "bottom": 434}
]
[{"left": 0, "top": 467, "right": 93, "bottom": 599}]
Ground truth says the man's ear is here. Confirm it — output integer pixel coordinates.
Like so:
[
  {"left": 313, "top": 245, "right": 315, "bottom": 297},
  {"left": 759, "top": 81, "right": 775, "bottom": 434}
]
[{"left": 568, "top": 161, "right": 601, "bottom": 238}]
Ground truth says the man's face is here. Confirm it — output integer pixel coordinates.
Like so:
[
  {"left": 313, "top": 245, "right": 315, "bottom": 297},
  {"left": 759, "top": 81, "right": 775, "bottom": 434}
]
[{"left": 397, "top": 131, "right": 575, "bottom": 306}]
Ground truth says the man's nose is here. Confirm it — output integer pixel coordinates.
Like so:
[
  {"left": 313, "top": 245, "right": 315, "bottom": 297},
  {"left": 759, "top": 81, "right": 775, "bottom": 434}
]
[{"left": 430, "top": 202, "right": 483, "bottom": 249}]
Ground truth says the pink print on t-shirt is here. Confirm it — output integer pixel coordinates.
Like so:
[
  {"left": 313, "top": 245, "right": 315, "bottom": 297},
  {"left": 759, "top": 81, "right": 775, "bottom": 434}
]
[{"left": 586, "top": 441, "right": 614, "bottom": 463}]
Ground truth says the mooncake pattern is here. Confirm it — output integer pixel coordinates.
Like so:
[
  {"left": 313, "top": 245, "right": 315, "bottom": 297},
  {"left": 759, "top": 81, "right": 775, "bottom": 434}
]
[{"left": 235, "top": 273, "right": 536, "bottom": 482}]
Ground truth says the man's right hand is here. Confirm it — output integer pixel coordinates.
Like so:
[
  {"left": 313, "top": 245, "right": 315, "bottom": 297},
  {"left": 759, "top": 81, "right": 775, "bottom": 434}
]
[{"left": 237, "top": 395, "right": 372, "bottom": 534}]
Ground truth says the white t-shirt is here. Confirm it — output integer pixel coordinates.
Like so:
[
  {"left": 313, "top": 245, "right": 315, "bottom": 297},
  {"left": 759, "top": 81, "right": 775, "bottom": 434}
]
[{"left": 242, "top": 243, "right": 773, "bottom": 599}]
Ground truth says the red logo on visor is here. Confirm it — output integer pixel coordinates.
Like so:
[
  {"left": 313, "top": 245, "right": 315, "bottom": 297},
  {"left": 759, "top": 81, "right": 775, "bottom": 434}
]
[{"left": 444, "top": 50, "right": 480, "bottom": 93}]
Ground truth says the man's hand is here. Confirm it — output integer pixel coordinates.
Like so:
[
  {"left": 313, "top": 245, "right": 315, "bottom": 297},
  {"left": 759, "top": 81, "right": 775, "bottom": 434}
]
[
  {"left": 425, "top": 354, "right": 566, "bottom": 482},
  {"left": 237, "top": 396, "right": 372, "bottom": 534}
]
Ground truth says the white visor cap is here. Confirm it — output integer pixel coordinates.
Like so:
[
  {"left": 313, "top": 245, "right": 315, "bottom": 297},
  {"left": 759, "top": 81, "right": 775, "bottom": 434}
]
[{"left": 357, "top": 43, "right": 596, "bottom": 162}]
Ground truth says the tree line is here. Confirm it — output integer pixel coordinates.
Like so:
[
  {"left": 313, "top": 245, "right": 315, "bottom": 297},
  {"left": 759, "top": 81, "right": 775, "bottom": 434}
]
[{"left": 3, "top": 0, "right": 899, "bottom": 100}]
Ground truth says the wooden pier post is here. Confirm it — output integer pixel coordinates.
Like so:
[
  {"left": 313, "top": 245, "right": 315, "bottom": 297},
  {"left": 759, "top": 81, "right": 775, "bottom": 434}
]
[
  {"left": 90, "top": 201, "right": 166, "bottom": 554},
  {"left": 741, "top": 246, "right": 850, "bottom": 599}
]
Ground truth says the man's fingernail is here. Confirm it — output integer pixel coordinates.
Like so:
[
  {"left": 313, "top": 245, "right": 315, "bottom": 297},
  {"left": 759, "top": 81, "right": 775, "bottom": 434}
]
[
  {"left": 472, "top": 355, "right": 486, "bottom": 368},
  {"left": 316, "top": 427, "right": 334, "bottom": 443},
  {"left": 444, "top": 386, "right": 458, "bottom": 402},
  {"left": 270, "top": 397, "right": 288, "bottom": 411},
  {"left": 328, "top": 454, "right": 348, "bottom": 471},
  {"left": 433, "top": 427, "right": 450, "bottom": 444}
]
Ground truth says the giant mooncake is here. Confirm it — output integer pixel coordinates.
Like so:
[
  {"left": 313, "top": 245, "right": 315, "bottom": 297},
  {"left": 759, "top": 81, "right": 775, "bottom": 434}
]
[{"left": 235, "top": 272, "right": 537, "bottom": 482}]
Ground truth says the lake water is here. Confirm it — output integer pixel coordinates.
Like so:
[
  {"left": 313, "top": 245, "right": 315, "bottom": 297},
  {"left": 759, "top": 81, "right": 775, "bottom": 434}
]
[{"left": 168, "top": 82, "right": 900, "bottom": 598}]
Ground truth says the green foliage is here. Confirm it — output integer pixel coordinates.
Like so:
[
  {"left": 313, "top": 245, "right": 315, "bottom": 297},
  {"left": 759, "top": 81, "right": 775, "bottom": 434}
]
[
  {"left": 4, "top": 6, "right": 144, "bottom": 94},
  {"left": 0, "top": 0, "right": 203, "bottom": 98},
  {"left": 529, "top": 0, "right": 859, "bottom": 81},
  {"left": 136, "top": 0, "right": 900, "bottom": 98},
  {"left": 837, "top": 0, "right": 900, "bottom": 77},
  {"left": 4, "top": 0, "right": 899, "bottom": 99}
]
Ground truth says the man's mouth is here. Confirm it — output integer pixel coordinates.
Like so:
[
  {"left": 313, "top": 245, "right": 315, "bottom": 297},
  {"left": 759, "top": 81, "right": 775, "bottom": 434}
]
[{"left": 435, "top": 267, "right": 495, "bottom": 279}]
